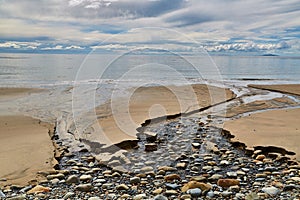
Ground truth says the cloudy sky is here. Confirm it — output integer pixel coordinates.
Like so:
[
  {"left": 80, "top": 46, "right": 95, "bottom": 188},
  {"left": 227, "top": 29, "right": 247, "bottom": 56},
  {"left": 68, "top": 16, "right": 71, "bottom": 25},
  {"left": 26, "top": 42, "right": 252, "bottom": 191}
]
[{"left": 1, "top": 0, "right": 300, "bottom": 55}]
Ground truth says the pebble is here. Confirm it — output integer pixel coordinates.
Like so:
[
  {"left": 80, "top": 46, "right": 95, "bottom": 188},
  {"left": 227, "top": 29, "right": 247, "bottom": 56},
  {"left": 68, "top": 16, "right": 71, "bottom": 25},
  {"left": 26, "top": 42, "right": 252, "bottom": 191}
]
[
  {"left": 187, "top": 188, "right": 202, "bottom": 197},
  {"left": 140, "top": 166, "right": 154, "bottom": 173},
  {"left": 130, "top": 177, "right": 141, "bottom": 184},
  {"left": 181, "top": 181, "right": 211, "bottom": 192},
  {"left": 220, "top": 160, "right": 230, "bottom": 165},
  {"left": 165, "top": 190, "right": 178, "bottom": 196},
  {"left": 283, "top": 184, "right": 298, "bottom": 191},
  {"left": 255, "top": 155, "right": 266, "bottom": 161},
  {"left": 206, "top": 191, "right": 214, "bottom": 198},
  {"left": 46, "top": 173, "right": 65, "bottom": 180},
  {"left": 0, "top": 190, "right": 5, "bottom": 198},
  {"left": 217, "top": 179, "right": 240, "bottom": 188},
  {"left": 145, "top": 143, "right": 158, "bottom": 151},
  {"left": 181, "top": 194, "right": 192, "bottom": 199},
  {"left": 116, "top": 184, "right": 129, "bottom": 190},
  {"left": 63, "top": 192, "right": 75, "bottom": 199},
  {"left": 164, "top": 174, "right": 181, "bottom": 182},
  {"left": 153, "top": 188, "right": 163, "bottom": 195},
  {"left": 133, "top": 194, "right": 147, "bottom": 200},
  {"left": 6, "top": 194, "right": 26, "bottom": 200},
  {"left": 157, "top": 166, "right": 177, "bottom": 171},
  {"left": 27, "top": 185, "right": 51, "bottom": 194},
  {"left": 112, "top": 166, "right": 128, "bottom": 174},
  {"left": 235, "top": 193, "right": 244, "bottom": 199},
  {"left": 226, "top": 171, "right": 237, "bottom": 177},
  {"left": 221, "top": 191, "right": 232, "bottom": 197},
  {"left": 262, "top": 186, "right": 280, "bottom": 196},
  {"left": 88, "top": 197, "right": 101, "bottom": 200},
  {"left": 19, "top": 185, "right": 32, "bottom": 193},
  {"left": 80, "top": 174, "right": 93, "bottom": 181},
  {"left": 192, "top": 143, "right": 201, "bottom": 148},
  {"left": 153, "top": 195, "right": 168, "bottom": 200},
  {"left": 290, "top": 176, "right": 300, "bottom": 182},
  {"left": 176, "top": 162, "right": 187, "bottom": 168},
  {"left": 66, "top": 175, "right": 80, "bottom": 184},
  {"left": 209, "top": 174, "right": 223, "bottom": 180},
  {"left": 75, "top": 183, "right": 93, "bottom": 192},
  {"left": 50, "top": 178, "right": 60, "bottom": 185},
  {"left": 165, "top": 183, "right": 180, "bottom": 189}
]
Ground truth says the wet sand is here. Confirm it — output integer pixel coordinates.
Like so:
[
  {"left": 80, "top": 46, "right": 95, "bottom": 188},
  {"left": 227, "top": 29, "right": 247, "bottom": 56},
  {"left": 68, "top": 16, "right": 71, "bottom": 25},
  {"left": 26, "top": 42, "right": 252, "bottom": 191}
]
[
  {"left": 0, "top": 88, "right": 55, "bottom": 187},
  {"left": 225, "top": 84, "right": 300, "bottom": 161},
  {"left": 0, "top": 88, "right": 45, "bottom": 100},
  {"left": 249, "top": 84, "right": 300, "bottom": 96},
  {"left": 87, "top": 84, "right": 235, "bottom": 147}
]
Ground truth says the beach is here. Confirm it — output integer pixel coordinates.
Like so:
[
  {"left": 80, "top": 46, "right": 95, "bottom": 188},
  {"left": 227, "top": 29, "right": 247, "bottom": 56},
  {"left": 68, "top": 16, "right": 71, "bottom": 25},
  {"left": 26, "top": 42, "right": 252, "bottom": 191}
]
[
  {"left": 224, "top": 84, "right": 300, "bottom": 161},
  {"left": 0, "top": 83, "right": 299, "bottom": 199},
  {"left": 0, "top": 88, "right": 56, "bottom": 187}
]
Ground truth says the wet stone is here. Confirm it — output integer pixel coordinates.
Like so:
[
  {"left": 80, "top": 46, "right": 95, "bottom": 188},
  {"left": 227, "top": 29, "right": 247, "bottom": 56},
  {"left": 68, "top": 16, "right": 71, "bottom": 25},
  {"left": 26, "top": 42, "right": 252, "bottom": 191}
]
[{"left": 130, "top": 177, "right": 141, "bottom": 184}]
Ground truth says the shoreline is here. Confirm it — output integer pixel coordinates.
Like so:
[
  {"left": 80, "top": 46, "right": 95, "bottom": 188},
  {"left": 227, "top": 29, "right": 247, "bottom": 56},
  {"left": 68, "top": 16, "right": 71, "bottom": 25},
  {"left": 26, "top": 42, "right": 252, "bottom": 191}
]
[
  {"left": 224, "top": 84, "right": 300, "bottom": 161},
  {"left": 0, "top": 83, "right": 299, "bottom": 198}
]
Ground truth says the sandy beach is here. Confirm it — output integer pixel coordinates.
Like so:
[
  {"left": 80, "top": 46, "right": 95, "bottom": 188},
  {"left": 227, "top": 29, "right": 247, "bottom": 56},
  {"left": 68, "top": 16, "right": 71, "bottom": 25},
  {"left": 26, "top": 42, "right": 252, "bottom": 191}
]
[
  {"left": 0, "top": 83, "right": 299, "bottom": 199},
  {"left": 0, "top": 88, "right": 55, "bottom": 187},
  {"left": 224, "top": 84, "right": 300, "bottom": 161}
]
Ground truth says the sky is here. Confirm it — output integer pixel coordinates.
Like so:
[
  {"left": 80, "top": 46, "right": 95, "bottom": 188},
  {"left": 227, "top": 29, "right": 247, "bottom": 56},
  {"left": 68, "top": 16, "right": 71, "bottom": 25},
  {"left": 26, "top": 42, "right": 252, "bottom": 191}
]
[{"left": 1, "top": 0, "right": 300, "bottom": 55}]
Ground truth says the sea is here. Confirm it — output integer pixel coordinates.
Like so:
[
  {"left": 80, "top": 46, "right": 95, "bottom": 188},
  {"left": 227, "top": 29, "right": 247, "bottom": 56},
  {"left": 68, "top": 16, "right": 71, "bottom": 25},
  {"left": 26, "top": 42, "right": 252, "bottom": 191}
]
[{"left": 1, "top": 53, "right": 300, "bottom": 88}]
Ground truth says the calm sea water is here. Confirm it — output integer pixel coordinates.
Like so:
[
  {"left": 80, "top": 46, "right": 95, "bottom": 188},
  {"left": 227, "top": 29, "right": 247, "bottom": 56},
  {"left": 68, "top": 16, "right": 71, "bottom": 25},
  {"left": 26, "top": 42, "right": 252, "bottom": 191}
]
[{"left": 1, "top": 53, "right": 300, "bottom": 88}]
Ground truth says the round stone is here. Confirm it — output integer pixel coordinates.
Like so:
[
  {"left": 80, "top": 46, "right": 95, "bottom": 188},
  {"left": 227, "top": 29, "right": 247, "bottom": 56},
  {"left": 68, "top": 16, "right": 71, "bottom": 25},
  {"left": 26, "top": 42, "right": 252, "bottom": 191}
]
[{"left": 187, "top": 188, "right": 202, "bottom": 197}]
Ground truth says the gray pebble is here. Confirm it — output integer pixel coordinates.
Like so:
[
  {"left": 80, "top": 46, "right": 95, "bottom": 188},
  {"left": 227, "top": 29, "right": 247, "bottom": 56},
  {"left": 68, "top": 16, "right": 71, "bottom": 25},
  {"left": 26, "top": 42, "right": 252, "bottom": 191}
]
[
  {"left": 262, "top": 186, "right": 280, "bottom": 196},
  {"left": 66, "top": 175, "right": 80, "bottom": 184},
  {"left": 153, "top": 195, "right": 168, "bottom": 200},
  {"left": 0, "top": 190, "right": 5, "bottom": 198},
  {"left": 75, "top": 183, "right": 93, "bottom": 192},
  {"left": 187, "top": 188, "right": 202, "bottom": 197},
  {"left": 130, "top": 177, "right": 141, "bottom": 184},
  {"left": 63, "top": 192, "right": 75, "bottom": 199}
]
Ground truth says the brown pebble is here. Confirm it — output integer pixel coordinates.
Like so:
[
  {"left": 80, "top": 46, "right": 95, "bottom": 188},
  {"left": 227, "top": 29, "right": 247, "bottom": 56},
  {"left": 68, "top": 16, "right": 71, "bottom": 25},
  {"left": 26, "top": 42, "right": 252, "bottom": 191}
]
[
  {"left": 256, "top": 154, "right": 266, "bottom": 161},
  {"left": 181, "top": 181, "right": 212, "bottom": 192},
  {"left": 27, "top": 185, "right": 51, "bottom": 194},
  {"left": 164, "top": 174, "right": 181, "bottom": 182},
  {"left": 217, "top": 179, "right": 240, "bottom": 188}
]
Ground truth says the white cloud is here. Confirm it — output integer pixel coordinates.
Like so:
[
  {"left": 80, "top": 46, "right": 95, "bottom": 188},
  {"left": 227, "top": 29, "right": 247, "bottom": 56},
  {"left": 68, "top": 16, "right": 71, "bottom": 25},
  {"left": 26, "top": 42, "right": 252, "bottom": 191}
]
[
  {"left": 41, "top": 45, "right": 64, "bottom": 50},
  {"left": 65, "top": 45, "right": 85, "bottom": 49},
  {"left": 0, "top": 41, "right": 41, "bottom": 49}
]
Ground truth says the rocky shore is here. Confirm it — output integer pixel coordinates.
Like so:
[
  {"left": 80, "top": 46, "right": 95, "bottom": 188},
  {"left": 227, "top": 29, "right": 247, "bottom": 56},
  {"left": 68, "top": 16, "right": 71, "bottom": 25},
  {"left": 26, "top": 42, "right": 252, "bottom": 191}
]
[{"left": 1, "top": 116, "right": 299, "bottom": 200}]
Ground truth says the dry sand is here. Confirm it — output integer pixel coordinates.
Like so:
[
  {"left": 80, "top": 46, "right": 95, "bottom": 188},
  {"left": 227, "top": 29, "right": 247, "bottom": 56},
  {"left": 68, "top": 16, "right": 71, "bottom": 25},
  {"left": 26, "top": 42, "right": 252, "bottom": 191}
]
[
  {"left": 0, "top": 88, "right": 55, "bottom": 187},
  {"left": 225, "top": 84, "right": 300, "bottom": 161},
  {"left": 87, "top": 84, "right": 235, "bottom": 147}
]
